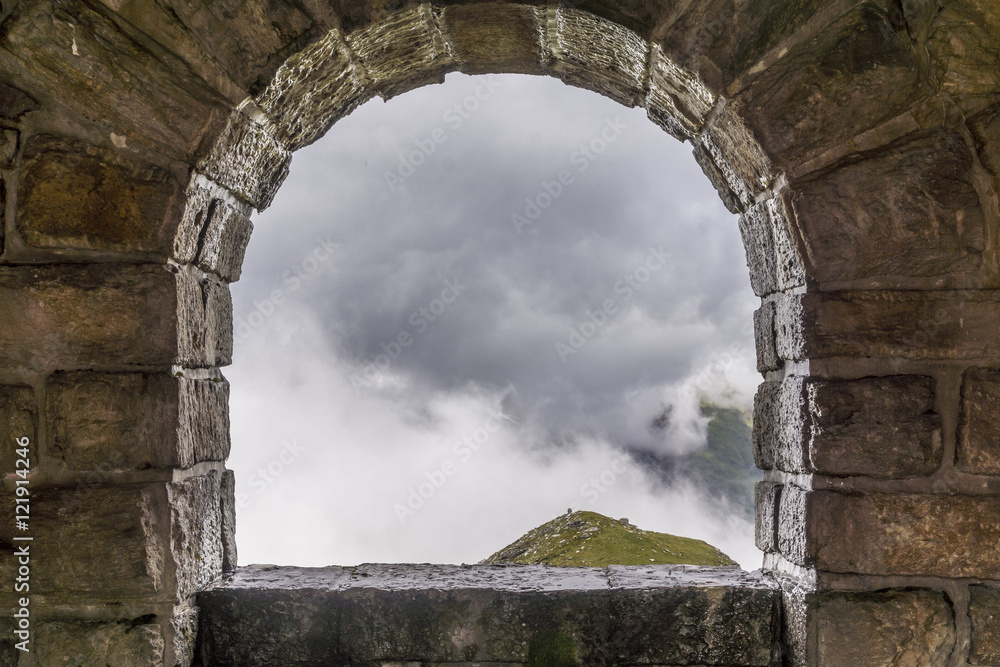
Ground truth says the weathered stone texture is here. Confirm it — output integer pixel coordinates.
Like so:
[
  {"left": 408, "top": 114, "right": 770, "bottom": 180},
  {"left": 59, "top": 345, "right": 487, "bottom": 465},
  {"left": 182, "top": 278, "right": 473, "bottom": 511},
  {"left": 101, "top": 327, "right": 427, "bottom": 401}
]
[
  {"left": 807, "top": 376, "right": 941, "bottom": 478},
  {"left": 29, "top": 473, "right": 223, "bottom": 603},
  {"left": 0, "top": 385, "right": 35, "bottom": 475},
  {"left": 220, "top": 469, "right": 238, "bottom": 573},
  {"left": 739, "top": 195, "right": 805, "bottom": 297},
  {"left": 169, "top": 471, "right": 224, "bottom": 599},
  {"left": 0, "top": 128, "right": 16, "bottom": 168},
  {"left": 0, "top": 264, "right": 232, "bottom": 372},
  {"left": 196, "top": 564, "right": 780, "bottom": 666},
  {"left": 754, "top": 481, "right": 781, "bottom": 553},
  {"left": 198, "top": 107, "right": 291, "bottom": 210},
  {"left": 194, "top": 199, "right": 254, "bottom": 282},
  {"left": 31, "top": 484, "right": 168, "bottom": 601},
  {"left": 346, "top": 5, "right": 455, "bottom": 100},
  {"left": 753, "top": 377, "right": 807, "bottom": 473},
  {"left": 441, "top": 3, "right": 546, "bottom": 76},
  {"left": 45, "top": 371, "right": 230, "bottom": 471},
  {"left": 969, "top": 585, "right": 1000, "bottom": 664},
  {"left": 812, "top": 589, "right": 956, "bottom": 667},
  {"left": 17, "top": 136, "right": 184, "bottom": 254},
  {"left": 0, "top": 0, "right": 229, "bottom": 159},
  {"left": 32, "top": 618, "right": 165, "bottom": 667},
  {"left": 927, "top": 0, "right": 1000, "bottom": 115},
  {"left": 701, "top": 105, "right": 774, "bottom": 210},
  {"left": 549, "top": 7, "right": 649, "bottom": 108},
  {"left": 0, "top": 81, "right": 38, "bottom": 118},
  {"left": 256, "top": 28, "right": 371, "bottom": 149},
  {"left": 791, "top": 130, "right": 985, "bottom": 286},
  {"left": 801, "top": 491, "right": 1000, "bottom": 578},
  {"left": 793, "top": 290, "right": 1000, "bottom": 361},
  {"left": 738, "top": 4, "right": 933, "bottom": 171},
  {"left": 959, "top": 368, "right": 1000, "bottom": 475},
  {"left": 753, "top": 301, "right": 779, "bottom": 373}
]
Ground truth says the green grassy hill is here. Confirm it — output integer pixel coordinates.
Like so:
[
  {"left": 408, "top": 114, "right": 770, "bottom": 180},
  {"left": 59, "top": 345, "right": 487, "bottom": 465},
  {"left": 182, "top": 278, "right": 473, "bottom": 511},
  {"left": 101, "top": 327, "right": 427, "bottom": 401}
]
[{"left": 482, "top": 510, "right": 737, "bottom": 567}]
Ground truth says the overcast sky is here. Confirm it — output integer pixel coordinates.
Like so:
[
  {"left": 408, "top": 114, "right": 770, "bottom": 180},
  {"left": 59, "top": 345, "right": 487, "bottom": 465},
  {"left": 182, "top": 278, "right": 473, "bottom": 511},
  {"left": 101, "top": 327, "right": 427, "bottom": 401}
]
[{"left": 226, "top": 72, "right": 763, "bottom": 570}]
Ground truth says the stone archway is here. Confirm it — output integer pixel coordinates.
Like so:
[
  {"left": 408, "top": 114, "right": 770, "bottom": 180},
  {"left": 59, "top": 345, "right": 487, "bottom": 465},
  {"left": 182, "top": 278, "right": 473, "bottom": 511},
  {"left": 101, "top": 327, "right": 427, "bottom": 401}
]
[{"left": 0, "top": 1, "right": 998, "bottom": 664}]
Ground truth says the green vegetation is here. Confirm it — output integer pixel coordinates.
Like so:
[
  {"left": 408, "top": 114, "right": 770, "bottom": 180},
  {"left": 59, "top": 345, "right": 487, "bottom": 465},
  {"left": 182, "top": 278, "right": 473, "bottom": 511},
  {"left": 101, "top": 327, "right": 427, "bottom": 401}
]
[
  {"left": 681, "top": 403, "right": 757, "bottom": 520},
  {"left": 482, "top": 510, "right": 737, "bottom": 567}
]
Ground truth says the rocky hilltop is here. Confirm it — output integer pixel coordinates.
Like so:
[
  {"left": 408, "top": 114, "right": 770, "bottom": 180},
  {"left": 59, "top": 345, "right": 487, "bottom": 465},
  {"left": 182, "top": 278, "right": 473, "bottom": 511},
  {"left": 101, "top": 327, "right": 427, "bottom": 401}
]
[{"left": 482, "top": 510, "right": 737, "bottom": 567}]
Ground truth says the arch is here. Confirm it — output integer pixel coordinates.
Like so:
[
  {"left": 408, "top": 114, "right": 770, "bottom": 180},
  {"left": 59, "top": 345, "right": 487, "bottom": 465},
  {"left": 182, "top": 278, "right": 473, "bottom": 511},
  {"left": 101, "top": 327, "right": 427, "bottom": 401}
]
[{"left": 0, "top": 0, "right": 997, "bottom": 664}]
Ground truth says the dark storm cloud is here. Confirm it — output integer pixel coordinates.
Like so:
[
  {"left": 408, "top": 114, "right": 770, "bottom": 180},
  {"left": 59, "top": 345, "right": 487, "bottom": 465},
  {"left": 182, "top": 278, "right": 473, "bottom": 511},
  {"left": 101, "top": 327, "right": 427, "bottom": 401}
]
[{"left": 234, "top": 73, "right": 758, "bottom": 454}]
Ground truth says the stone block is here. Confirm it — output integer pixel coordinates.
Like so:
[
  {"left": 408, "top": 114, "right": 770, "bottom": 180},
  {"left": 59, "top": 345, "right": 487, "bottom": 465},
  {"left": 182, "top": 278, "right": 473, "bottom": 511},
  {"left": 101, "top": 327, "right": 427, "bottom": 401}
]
[
  {"left": 549, "top": 7, "right": 649, "bottom": 108},
  {"left": 220, "top": 469, "right": 238, "bottom": 573},
  {"left": 0, "top": 128, "right": 16, "bottom": 168},
  {"left": 0, "top": 263, "right": 231, "bottom": 372},
  {"left": 0, "top": 385, "right": 35, "bottom": 475},
  {"left": 699, "top": 104, "right": 773, "bottom": 209},
  {"left": 195, "top": 564, "right": 780, "bottom": 666},
  {"left": 256, "top": 27, "right": 372, "bottom": 150},
  {"left": 30, "top": 484, "right": 169, "bottom": 601},
  {"left": 811, "top": 589, "right": 956, "bottom": 667},
  {"left": 45, "top": 371, "right": 230, "bottom": 471},
  {"left": 195, "top": 200, "right": 254, "bottom": 283},
  {"left": 197, "top": 107, "right": 291, "bottom": 210},
  {"left": 792, "top": 290, "right": 1000, "bottom": 361},
  {"left": 959, "top": 367, "right": 1000, "bottom": 475},
  {"left": 738, "top": 3, "right": 932, "bottom": 171},
  {"left": 169, "top": 471, "right": 223, "bottom": 599},
  {"left": 1, "top": 0, "right": 229, "bottom": 159},
  {"left": 645, "top": 45, "right": 715, "bottom": 141},
  {"left": 969, "top": 585, "right": 1000, "bottom": 664},
  {"left": 777, "top": 483, "right": 808, "bottom": 565},
  {"left": 802, "top": 491, "right": 1000, "bottom": 578},
  {"left": 739, "top": 195, "right": 806, "bottom": 297},
  {"left": 752, "top": 377, "right": 807, "bottom": 473},
  {"left": 753, "top": 302, "right": 779, "bottom": 373},
  {"left": 754, "top": 481, "right": 781, "bottom": 553},
  {"left": 441, "top": 3, "right": 546, "bottom": 76},
  {"left": 927, "top": 0, "right": 1000, "bottom": 115},
  {"left": 346, "top": 6, "right": 456, "bottom": 100},
  {"left": 30, "top": 473, "right": 223, "bottom": 603},
  {"left": 16, "top": 135, "right": 184, "bottom": 254},
  {"left": 144, "top": 0, "right": 315, "bottom": 94},
  {"left": 33, "top": 618, "right": 165, "bottom": 667},
  {"left": 0, "top": 82, "right": 37, "bottom": 118},
  {"left": 791, "top": 129, "right": 985, "bottom": 286},
  {"left": 807, "top": 376, "right": 941, "bottom": 478}
]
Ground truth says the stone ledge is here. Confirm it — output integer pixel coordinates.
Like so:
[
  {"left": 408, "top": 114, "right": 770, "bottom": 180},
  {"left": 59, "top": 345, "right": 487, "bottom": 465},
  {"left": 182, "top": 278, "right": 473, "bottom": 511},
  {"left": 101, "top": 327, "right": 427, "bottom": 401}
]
[{"left": 195, "top": 564, "right": 780, "bottom": 666}]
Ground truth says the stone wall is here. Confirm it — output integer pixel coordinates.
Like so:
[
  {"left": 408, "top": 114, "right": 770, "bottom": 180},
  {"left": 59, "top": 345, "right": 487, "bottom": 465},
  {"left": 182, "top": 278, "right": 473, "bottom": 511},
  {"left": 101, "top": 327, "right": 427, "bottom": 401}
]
[{"left": 0, "top": 0, "right": 998, "bottom": 664}]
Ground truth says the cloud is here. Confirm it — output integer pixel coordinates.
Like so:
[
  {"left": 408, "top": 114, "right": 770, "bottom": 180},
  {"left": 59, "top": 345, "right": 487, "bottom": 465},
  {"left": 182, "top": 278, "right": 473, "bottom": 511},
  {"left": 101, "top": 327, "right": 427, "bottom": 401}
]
[{"left": 228, "top": 72, "right": 762, "bottom": 570}]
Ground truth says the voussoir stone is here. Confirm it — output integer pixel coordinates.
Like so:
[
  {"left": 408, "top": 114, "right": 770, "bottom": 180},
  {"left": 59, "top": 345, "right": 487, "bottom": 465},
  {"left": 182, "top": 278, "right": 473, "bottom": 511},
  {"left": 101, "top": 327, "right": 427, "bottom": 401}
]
[{"left": 441, "top": 3, "right": 546, "bottom": 76}]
